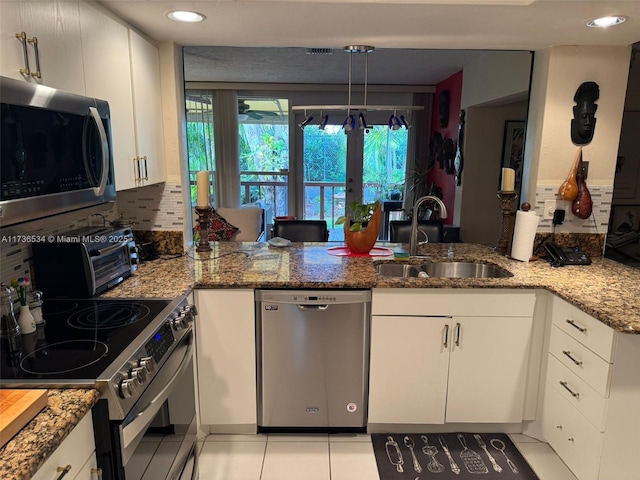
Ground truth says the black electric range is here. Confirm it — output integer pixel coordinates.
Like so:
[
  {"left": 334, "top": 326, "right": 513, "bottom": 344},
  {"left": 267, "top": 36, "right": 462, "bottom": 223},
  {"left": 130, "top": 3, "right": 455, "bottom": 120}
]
[{"left": 0, "top": 295, "right": 195, "bottom": 420}]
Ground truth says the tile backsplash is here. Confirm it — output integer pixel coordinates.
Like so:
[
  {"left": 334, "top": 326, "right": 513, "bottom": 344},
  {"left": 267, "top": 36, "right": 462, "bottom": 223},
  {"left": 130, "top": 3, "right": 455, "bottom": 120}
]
[
  {"left": 0, "top": 182, "right": 188, "bottom": 287},
  {"left": 534, "top": 184, "right": 613, "bottom": 235}
]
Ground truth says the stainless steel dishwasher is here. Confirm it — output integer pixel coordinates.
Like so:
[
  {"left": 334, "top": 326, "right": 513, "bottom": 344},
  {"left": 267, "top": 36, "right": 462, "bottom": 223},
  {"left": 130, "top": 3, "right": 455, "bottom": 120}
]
[{"left": 256, "top": 289, "right": 371, "bottom": 431}]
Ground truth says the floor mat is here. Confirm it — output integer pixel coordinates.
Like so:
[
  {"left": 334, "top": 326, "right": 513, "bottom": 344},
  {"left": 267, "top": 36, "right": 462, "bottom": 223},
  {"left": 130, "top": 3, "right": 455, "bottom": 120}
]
[{"left": 371, "top": 433, "right": 539, "bottom": 479}]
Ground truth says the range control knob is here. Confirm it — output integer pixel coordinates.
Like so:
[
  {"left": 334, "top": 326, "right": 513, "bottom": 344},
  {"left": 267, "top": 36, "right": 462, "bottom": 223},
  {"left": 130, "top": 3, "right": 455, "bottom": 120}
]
[
  {"left": 171, "top": 313, "right": 188, "bottom": 330},
  {"left": 119, "top": 378, "right": 140, "bottom": 399},
  {"left": 138, "top": 356, "right": 157, "bottom": 376},
  {"left": 130, "top": 366, "right": 148, "bottom": 385}
]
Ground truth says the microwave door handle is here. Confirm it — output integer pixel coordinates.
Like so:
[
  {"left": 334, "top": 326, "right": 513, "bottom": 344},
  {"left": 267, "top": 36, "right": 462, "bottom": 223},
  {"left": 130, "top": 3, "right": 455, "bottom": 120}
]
[{"left": 84, "top": 106, "right": 109, "bottom": 196}]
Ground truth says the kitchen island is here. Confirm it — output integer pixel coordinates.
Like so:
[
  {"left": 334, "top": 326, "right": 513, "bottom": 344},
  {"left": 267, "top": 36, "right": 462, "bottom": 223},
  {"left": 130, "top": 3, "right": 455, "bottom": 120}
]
[{"left": 108, "top": 241, "right": 639, "bottom": 333}]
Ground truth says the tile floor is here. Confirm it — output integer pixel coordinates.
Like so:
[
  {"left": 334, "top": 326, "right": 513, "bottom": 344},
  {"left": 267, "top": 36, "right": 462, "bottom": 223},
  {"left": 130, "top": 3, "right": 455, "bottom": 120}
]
[{"left": 197, "top": 433, "right": 578, "bottom": 480}]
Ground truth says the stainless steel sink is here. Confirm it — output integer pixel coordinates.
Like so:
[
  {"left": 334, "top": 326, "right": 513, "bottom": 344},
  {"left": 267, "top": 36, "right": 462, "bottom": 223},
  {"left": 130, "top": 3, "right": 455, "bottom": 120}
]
[{"left": 376, "top": 262, "right": 513, "bottom": 279}]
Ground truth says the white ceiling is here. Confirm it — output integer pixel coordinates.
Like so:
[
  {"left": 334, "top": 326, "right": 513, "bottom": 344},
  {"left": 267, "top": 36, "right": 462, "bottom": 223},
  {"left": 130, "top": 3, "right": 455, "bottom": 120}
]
[{"left": 98, "top": 0, "right": 640, "bottom": 85}]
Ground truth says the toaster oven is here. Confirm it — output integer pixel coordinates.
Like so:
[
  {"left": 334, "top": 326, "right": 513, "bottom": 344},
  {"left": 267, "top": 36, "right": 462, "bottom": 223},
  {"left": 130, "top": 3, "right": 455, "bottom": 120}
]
[{"left": 32, "top": 226, "right": 138, "bottom": 297}]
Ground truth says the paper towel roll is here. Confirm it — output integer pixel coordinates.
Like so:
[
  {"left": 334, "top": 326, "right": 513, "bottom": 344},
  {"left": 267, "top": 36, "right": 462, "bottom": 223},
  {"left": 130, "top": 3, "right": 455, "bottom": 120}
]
[{"left": 511, "top": 210, "right": 540, "bottom": 261}]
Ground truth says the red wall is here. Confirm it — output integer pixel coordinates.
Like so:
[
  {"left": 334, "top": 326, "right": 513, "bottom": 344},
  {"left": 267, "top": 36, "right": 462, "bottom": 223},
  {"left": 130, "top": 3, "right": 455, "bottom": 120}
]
[{"left": 428, "top": 70, "right": 463, "bottom": 225}]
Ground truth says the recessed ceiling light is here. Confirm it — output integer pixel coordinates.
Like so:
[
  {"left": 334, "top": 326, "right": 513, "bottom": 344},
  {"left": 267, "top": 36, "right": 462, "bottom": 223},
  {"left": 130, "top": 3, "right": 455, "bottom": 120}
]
[
  {"left": 167, "top": 10, "right": 206, "bottom": 23},
  {"left": 587, "top": 16, "right": 627, "bottom": 28}
]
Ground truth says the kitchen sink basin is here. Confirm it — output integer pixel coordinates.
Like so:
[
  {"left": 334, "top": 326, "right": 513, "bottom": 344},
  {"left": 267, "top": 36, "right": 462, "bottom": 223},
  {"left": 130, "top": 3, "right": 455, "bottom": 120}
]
[{"left": 376, "top": 262, "right": 513, "bottom": 279}]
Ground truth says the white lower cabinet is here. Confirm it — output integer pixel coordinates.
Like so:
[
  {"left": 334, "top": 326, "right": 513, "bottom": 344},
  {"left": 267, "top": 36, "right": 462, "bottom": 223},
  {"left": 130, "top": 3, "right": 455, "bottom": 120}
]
[
  {"left": 194, "top": 289, "right": 257, "bottom": 433},
  {"left": 31, "top": 413, "right": 97, "bottom": 480},
  {"left": 540, "top": 295, "right": 640, "bottom": 480},
  {"left": 369, "top": 289, "right": 536, "bottom": 426}
]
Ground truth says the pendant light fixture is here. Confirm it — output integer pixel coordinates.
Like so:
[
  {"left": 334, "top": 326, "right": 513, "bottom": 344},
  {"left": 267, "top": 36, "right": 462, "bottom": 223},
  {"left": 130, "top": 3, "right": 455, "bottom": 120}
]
[{"left": 293, "top": 45, "right": 422, "bottom": 131}]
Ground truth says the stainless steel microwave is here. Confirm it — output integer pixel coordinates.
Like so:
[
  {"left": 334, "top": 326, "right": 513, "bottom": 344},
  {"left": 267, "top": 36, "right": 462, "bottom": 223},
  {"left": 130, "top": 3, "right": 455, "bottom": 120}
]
[{"left": 0, "top": 76, "right": 116, "bottom": 227}]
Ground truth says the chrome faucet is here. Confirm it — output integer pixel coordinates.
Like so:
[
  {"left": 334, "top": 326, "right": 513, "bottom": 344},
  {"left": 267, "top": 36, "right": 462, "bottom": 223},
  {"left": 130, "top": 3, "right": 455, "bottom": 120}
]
[{"left": 409, "top": 196, "right": 448, "bottom": 256}]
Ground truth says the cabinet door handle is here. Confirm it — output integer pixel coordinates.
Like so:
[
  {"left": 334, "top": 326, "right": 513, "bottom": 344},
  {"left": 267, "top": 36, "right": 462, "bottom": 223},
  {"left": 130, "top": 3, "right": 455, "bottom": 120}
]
[
  {"left": 559, "top": 380, "right": 580, "bottom": 398},
  {"left": 454, "top": 322, "right": 461, "bottom": 346},
  {"left": 443, "top": 324, "right": 449, "bottom": 348},
  {"left": 562, "top": 350, "right": 583, "bottom": 366},
  {"left": 56, "top": 465, "right": 72, "bottom": 480},
  {"left": 134, "top": 156, "right": 141, "bottom": 182},
  {"left": 565, "top": 319, "right": 587, "bottom": 333},
  {"left": 91, "top": 468, "right": 103, "bottom": 479},
  {"left": 15, "top": 32, "right": 30, "bottom": 75},
  {"left": 27, "top": 36, "right": 41, "bottom": 78},
  {"left": 141, "top": 156, "right": 148, "bottom": 180}
]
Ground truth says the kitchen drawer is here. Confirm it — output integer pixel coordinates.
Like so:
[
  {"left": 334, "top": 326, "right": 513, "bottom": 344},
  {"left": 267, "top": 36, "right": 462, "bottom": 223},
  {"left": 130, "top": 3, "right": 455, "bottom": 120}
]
[
  {"left": 551, "top": 296, "right": 616, "bottom": 362},
  {"left": 549, "top": 325, "right": 612, "bottom": 397},
  {"left": 542, "top": 386, "right": 603, "bottom": 480},
  {"left": 31, "top": 413, "right": 95, "bottom": 480},
  {"left": 546, "top": 354, "right": 608, "bottom": 431}
]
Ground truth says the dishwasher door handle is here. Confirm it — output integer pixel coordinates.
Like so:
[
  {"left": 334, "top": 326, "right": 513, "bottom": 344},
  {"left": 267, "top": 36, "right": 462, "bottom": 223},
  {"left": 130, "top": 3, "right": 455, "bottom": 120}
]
[{"left": 297, "top": 304, "right": 329, "bottom": 311}]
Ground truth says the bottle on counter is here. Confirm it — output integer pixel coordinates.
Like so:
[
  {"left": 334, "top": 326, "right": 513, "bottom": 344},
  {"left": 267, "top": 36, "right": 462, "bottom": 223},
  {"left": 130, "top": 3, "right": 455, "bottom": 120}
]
[
  {"left": 1, "top": 283, "right": 23, "bottom": 361},
  {"left": 28, "top": 290, "right": 45, "bottom": 326},
  {"left": 17, "top": 278, "right": 36, "bottom": 334}
]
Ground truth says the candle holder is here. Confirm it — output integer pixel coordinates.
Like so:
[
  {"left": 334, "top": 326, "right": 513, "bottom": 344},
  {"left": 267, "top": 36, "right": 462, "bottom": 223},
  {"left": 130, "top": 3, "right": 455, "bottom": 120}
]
[
  {"left": 495, "top": 190, "right": 518, "bottom": 256},
  {"left": 195, "top": 206, "right": 213, "bottom": 252}
]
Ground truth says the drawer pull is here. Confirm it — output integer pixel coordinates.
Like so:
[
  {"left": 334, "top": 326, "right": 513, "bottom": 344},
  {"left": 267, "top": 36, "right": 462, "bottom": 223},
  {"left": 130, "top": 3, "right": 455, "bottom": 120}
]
[
  {"left": 56, "top": 465, "right": 72, "bottom": 480},
  {"left": 559, "top": 381, "right": 580, "bottom": 398},
  {"left": 566, "top": 319, "right": 587, "bottom": 333},
  {"left": 562, "top": 350, "right": 583, "bottom": 366}
]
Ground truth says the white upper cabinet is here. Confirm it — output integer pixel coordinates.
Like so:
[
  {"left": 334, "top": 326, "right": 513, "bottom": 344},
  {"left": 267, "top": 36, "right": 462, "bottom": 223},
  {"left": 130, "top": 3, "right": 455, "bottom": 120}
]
[
  {"left": 128, "top": 29, "right": 166, "bottom": 188},
  {"left": 79, "top": 3, "right": 165, "bottom": 190},
  {"left": 1, "top": 0, "right": 85, "bottom": 95}
]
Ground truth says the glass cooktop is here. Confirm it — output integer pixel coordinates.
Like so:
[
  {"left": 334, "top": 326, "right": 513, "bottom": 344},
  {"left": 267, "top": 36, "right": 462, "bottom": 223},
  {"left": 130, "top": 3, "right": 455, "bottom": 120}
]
[{"left": 0, "top": 298, "right": 171, "bottom": 382}]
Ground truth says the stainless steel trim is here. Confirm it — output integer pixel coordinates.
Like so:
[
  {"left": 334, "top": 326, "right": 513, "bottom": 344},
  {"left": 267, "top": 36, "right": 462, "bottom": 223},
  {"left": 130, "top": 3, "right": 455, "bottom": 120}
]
[
  {"left": 15, "top": 32, "right": 30, "bottom": 75},
  {"left": 27, "top": 36, "right": 41, "bottom": 78}
]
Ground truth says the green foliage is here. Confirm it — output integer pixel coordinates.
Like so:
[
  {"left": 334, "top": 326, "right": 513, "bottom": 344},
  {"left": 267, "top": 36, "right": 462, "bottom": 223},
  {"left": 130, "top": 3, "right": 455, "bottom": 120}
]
[{"left": 336, "top": 199, "right": 380, "bottom": 232}]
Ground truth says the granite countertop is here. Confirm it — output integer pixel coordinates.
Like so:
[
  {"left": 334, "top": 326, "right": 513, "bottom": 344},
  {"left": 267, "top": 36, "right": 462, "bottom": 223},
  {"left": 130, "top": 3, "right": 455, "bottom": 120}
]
[
  {"left": 0, "top": 389, "right": 100, "bottom": 480},
  {"left": 113, "top": 241, "right": 639, "bottom": 334}
]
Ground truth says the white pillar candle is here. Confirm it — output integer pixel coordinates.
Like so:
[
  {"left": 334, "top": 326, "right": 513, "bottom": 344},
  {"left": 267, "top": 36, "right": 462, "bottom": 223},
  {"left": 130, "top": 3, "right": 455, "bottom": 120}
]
[
  {"left": 196, "top": 170, "right": 210, "bottom": 208},
  {"left": 501, "top": 168, "right": 515, "bottom": 192}
]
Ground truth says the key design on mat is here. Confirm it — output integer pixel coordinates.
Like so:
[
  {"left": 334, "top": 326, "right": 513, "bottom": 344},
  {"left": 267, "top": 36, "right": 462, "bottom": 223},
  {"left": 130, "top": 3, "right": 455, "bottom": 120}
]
[
  {"left": 404, "top": 436, "right": 422, "bottom": 473},
  {"left": 491, "top": 438, "right": 519, "bottom": 474},
  {"left": 473, "top": 434, "right": 502, "bottom": 473},
  {"left": 457, "top": 433, "right": 489, "bottom": 474},
  {"left": 421, "top": 435, "right": 445, "bottom": 474},
  {"left": 438, "top": 434, "right": 461, "bottom": 475},
  {"left": 385, "top": 435, "right": 404, "bottom": 472}
]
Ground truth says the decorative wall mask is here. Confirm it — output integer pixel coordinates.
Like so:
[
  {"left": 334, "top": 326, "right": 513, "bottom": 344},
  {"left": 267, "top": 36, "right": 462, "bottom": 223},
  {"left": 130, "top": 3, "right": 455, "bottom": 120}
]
[
  {"left": 571, "top": 81, "right": 600, "bottom": 145},
  {"left": 454, "top": 110, "right": 465, "bottom": 186},
  {"left": 439, "top": 90, "right": 450, "bottom": 128},
  {"left": 430, "top": 132, "right": 443, "bottom": 169},
  {"left": 443, "top": 138, "right": 455, "bottom": 174}
]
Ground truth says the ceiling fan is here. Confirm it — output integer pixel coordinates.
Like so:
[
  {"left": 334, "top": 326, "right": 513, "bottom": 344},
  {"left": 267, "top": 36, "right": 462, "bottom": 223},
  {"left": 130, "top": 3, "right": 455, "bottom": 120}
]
[{"left": 238, "top": 99, "right": 279, "bottom": 120}]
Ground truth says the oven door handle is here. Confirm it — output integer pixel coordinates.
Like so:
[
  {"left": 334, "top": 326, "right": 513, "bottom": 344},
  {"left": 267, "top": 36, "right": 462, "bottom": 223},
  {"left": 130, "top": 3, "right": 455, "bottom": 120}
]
[
  {"left": 91, "top": 240, "right": 129, "bottom": 257},
  {"left": 121, "top": 330, "right": 194, "bottom": 449}
]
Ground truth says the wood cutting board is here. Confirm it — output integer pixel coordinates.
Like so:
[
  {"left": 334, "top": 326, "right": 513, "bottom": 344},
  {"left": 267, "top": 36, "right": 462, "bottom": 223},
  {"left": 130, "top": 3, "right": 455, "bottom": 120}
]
[{"left": 0, "top": 389, "right": 48, "bottom": 448}]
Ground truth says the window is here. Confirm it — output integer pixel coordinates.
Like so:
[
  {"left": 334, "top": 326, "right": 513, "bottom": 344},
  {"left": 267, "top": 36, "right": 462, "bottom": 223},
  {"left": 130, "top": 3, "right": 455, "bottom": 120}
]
[
  {"left": 238, "top": 97, "right": 289, "bottom": 217},
  {"left": 185, "top": 90, "right": 215, "bottom": 206}
]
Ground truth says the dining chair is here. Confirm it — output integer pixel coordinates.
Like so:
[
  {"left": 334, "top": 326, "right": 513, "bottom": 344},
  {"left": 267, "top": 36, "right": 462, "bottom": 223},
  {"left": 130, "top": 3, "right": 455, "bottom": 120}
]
[
  {"left": 389, "top": 220, "right": 444, "bottom": 244},
  {"left": 273, "top": 220, "right": 329, "bottom": 242}
]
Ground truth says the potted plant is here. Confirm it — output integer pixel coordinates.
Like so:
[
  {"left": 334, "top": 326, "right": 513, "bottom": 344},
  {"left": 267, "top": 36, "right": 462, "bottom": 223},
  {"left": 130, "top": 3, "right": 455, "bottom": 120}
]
[{"left": 336, "top": 200, "right": 382, "bottom": 254}]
